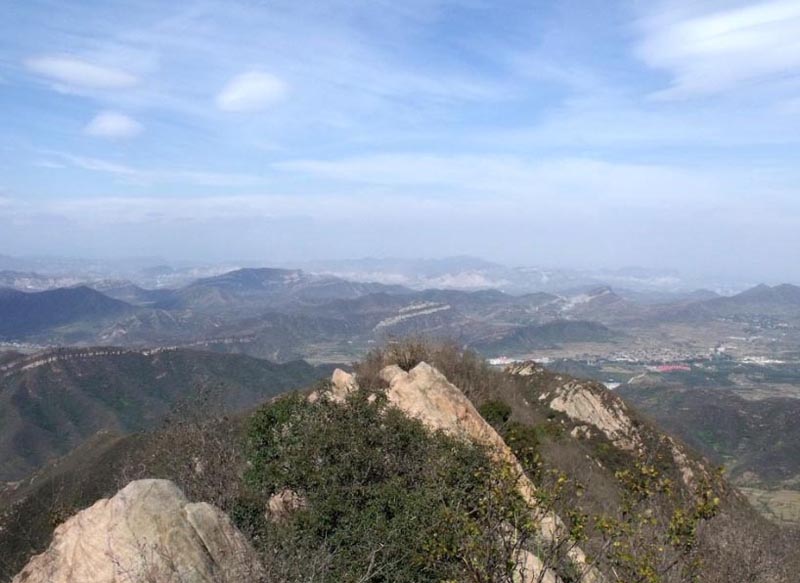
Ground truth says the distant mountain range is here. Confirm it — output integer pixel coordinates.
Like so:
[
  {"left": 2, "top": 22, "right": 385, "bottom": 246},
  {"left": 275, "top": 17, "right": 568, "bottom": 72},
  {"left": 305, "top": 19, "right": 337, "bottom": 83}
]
[
  {"left": 475, "top": 320, "right": 615, "bottom": 355},
  {"left": 2, "top": 265, "right": 799, "bottom": 362},
  {"left": 0, "top": 286, "right": 132, "bottom": 340},
  {"left": 707, "top": 283, "right": 800, "bottom": 314},
  {"left": 156, "top": 267, "right": 410, "bottom": 312},
  {"left": 296, "top": 256, "right": 755, "bottom": 295},
  {"left": 0, "top": 254, "right": 774, "bottom": 295},
  {"left": 645, "top": 283, "right": 800, "bottom": 324}
]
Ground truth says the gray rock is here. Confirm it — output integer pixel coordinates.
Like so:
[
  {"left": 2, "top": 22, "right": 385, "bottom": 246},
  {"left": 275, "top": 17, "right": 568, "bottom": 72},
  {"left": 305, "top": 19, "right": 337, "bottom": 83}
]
[{"left": 13, "top": 479, "right": 263, "bottom": 583}]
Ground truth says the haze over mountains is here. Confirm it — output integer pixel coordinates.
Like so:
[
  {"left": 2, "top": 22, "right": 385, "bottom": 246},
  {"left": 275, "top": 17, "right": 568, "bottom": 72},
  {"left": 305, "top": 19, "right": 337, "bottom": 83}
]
[
  {"left": 2, "top": 256, "right": 799, "bottom": 362},
  {"left": 0, "top": 254, "right": 769, "bottom": 295}
]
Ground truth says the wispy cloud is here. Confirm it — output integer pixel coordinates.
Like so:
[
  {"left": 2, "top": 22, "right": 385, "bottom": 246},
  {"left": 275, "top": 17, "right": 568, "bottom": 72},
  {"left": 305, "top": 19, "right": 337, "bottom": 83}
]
[
  {"left": 6, "top": 191, "right": 460, "bottom": 226},
  {"left": 276, "top": 153, "right": 761, "bottom": 211},
  {"left": 59, "top": 154, "right": 138, "bottom": 176},
  {"left": 24, "top": 55, "right": 140, "bottom": 90},
  {"left": 50, "top": 152, "right": 264, "bottom": 187},
  {"left": 32, "top": 160, "right": 68, "bottom": 169},
  {"left": 216, "top": 71, "right": 288, "bottom": 112},
  {"left": 3, "top": 0, "right": 800, "bottom": 274},
  {"left": 636, "top": 0, "right": 800, "bottom": 99},
  {"left": 84, "top": 111, "right": 143, "bottom": 139}
]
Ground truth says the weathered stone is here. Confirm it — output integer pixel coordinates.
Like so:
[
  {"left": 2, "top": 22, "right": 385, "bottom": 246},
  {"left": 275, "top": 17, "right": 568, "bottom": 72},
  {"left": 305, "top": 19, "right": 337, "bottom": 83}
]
[
  {"left": 330, "top": 368, "right": 358, "bottom": 402},
  {"left": 505, "top": 361, "right": 545, "bottom": 377},
  {"left": 548, "top": 380, "right": 640, "bottom": 451},
  {"left": 12, "top": 479, "right": 263, "bottom": 583},
  {"left": 513, "top": 364, "right": 705, "bottom": 490},
  {"left": 379, "top": 362, "right": 602, "bottom": 583}
]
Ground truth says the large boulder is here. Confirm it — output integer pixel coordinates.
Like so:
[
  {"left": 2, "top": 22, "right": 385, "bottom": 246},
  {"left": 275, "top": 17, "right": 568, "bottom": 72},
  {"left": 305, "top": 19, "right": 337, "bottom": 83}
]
[
  {"left": 13, "top": 479, "right": 263, "bottom": 583},
  {"left": 380, "top": 363, "right": 527, "bottom": 470}
]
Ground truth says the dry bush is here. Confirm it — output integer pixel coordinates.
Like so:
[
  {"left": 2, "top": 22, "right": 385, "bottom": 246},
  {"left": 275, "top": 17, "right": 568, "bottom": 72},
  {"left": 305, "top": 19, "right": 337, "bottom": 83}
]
[{"left": 116, "top": 382, "right": 249, "bottom": 516}]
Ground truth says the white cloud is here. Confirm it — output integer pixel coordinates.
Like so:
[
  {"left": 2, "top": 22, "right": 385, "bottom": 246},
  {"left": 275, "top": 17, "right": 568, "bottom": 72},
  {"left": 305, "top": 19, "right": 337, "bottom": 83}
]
[
  {"left": 21, "top": 191, "right": 473, "bottom": 226},
  {"left": 216, "top": 71, "right": 288, "bottom": 112},
  {"left": 52, "top": 152, "right": 263, "bottom": 187},
  {"left": 275, "top": 153, "right": 735, "bottom": 209},
  {"left": 9, "top": 153, "right": 794, "bottom": 229},
  {"left": 83, "top": 111, "right": 143, "bottom": 139},
  {"left": 637, "top": 0, "right": 800, "bottom": 98},
  {"left": 24, "top": 55, "right": 139, "bottom": 89},
  {"left": 59, "top": 154, "right": 139, "bottom": 176},
  {"left": 32, "top": 160, "right": 67, "bottom": 169}
]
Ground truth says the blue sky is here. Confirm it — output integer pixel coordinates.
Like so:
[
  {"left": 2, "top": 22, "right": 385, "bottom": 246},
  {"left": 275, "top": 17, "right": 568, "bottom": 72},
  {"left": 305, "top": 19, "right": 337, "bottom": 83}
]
[{"left": 1, "top": 0, "right": 799, "bottom": 278}]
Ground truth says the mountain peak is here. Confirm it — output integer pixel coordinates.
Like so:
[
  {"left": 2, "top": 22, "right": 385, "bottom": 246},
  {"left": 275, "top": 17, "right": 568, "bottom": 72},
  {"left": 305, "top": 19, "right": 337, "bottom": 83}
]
[
  {"left": 191, "top": 267, "right": 304, "bottom": 289},
  {"left": 0, "top": 286, "right": 131, "bottom": 340},
  {"left": 735, "top": 283, "right": 800, "bottom": 303}
]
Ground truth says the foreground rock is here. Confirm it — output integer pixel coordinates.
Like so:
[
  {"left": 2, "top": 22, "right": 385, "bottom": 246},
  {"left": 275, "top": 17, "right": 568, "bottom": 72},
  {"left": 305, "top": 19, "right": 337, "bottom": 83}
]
[{"left": 13, "top": 479, "right": 262, "bottom": 583}]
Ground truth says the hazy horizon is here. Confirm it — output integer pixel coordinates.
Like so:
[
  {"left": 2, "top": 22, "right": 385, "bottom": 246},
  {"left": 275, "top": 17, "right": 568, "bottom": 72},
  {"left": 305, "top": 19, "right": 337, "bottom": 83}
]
[
  {"left": 2, "top": 251, "right": 796, "bottom": 291},
  {"left": 2, "top": 1, "right": 800, "bottom": 281}
]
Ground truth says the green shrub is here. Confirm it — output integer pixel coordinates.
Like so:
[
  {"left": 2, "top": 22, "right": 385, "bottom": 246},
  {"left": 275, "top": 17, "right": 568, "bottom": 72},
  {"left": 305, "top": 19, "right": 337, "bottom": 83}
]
[
  {"left": 504, "top": 421, "right": 541, "bottom": 473},
  {"left": 242, "top": 389, "right": 534, "bottom": 583},
  {"left": 478, "top": 399, "right": 513, "bottom": 427}
]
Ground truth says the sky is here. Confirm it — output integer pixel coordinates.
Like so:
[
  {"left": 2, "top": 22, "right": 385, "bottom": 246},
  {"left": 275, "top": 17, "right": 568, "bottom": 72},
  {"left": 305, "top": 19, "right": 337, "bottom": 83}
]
[{"left": 1, "top": 0, "right": 799, "bottom": 279}]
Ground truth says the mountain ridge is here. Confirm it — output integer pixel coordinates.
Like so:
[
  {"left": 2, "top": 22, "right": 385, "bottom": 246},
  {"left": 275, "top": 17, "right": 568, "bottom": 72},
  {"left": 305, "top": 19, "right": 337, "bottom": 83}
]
[
  {"left": 0, "top": 347, "right": 326, "bottom": 481},
  {"left": 0, "top": 286, "right": 133, "bottom": 340}
]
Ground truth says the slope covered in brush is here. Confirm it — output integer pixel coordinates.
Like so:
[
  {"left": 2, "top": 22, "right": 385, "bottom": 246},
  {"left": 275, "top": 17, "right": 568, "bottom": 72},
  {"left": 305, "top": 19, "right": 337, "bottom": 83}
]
[
  {"left": 2, "top": 343, "right": 797, "bottom": 582},
  {"left": 0, "top": 347, "right": 325, "bottom": 480}
]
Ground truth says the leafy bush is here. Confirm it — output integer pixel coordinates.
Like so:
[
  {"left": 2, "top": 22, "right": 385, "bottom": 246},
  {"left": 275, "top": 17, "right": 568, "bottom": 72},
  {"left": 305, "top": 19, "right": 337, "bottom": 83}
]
[
  {"left": 242, "top": 389, "right": 536, "bottom": 583},
  {"left": 479, "top": 399, "right": 513, "bottom": 427},
  {"left": 504, "top": 421, "right": 542, "bottom": 474}
]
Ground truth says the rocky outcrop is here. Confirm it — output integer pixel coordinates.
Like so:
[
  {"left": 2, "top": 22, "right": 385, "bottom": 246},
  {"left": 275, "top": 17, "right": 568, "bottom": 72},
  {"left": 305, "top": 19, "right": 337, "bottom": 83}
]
[
  {"left": 330, "top": 368, "right": 358, "bottom": 402},
  {"left": 12, "top": 479, "right": 263, "bottom": 583},
  {"left": 379, "top": 362, "right": 602, "bottom": 583},
  {"left": 548, "top": 380, "right": 640, "bottom": 451},
  {"left": 508, "top": 361, "right": 702, "bottom": 488},
  {"left": 308, "top": 368, "right": 360, "bottom": 404},
  {"left": 313, "top": 362, "right": 603, "bottom": 582},
  {"left": 381, "top": 363, "right": 528, "bottom": 471},
  {"left": 505, "top": 361, "right": 546, "bottom": 377},
  {"left": 508, "top": 362, "right": 641, "bottom": 451}
]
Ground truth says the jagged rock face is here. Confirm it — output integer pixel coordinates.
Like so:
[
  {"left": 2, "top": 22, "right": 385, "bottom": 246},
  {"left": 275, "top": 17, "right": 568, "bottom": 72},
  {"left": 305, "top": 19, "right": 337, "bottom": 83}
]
[
  {"left": 507, "top": 361, "right": 702, "bottom": 488},
  {"left": 379, "top": 362, "right": 602, "bottom": 583},
  {"left": 505, "top": 361, "right": 545, "bottom": 377},
  {"left": 508, "top": 361, "right": 641, "bottom": 451},
  {"left": 381, "top": 363, "right": 514, "bottom": 458},
  {"left": 549, "top": 380, "right": 640, "bottom": 451},
  {"left": 12, "top": 479, "right": 263, "bottom": 583}
]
